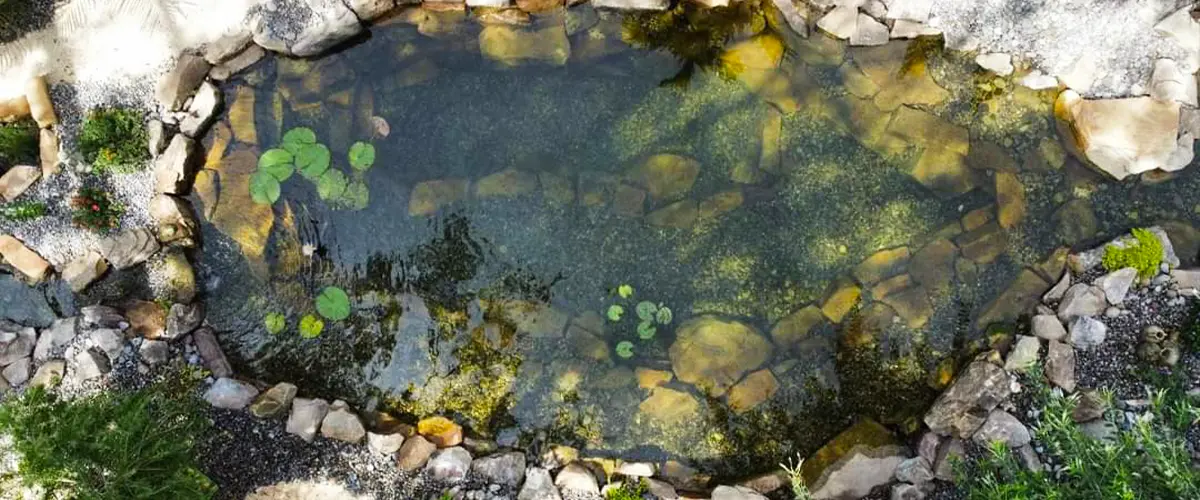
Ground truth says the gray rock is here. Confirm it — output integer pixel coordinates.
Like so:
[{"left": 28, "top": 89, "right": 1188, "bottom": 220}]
[
  {"left": 932, "top": 438, "right": 964, "bottom": 481},
  {"left": 72, "top": 348, "right": 112, "bottom": 381},
  {"left": 711, "top": 485, "right": 769, "bottom": 500},
  {"left": 89, "top": 328, "right": 125, "bottom": 361},
  {"left": 770, "top": 0, "right": 808, "bottom": 37},
  {"left": 565, "top": 4, "right": 599, "bottom": 36},
  {"left": 2, "top": 358, "right": 30, "bottom": 386},
  {"left": 164, "top": 303, "right": 204, "bottom": 340},
  {"left": 1004, "top": 335, "right": 1041, "bottom": 372},
  {"left": 917, "top": 432, "right": 941, "bottom": 464},
  {"left": 471, "top": 452, "right": 526, "bottom": 487},
  {"left": 1172, "top": 268, "right": 1200, "bottom": 291},
  {"left": 156, "top": 53, "right": 211, "bottom": 110},
  {"left": 891, "top": 483, "right": 927, "bottom": 500},
  {"left": 0, "top": 275, "right": 56, "bottom": 328},
  {"left": 33, "top": 318, "right": 76, "bottom": 361},
  {"left": 286, "top": 397, "right": 329, "bottom": 442},
  {"left": 518, "top": 467, "right": 562, "bottom": 500},
  {"left": 179, "top": 82, "right": 221, "bottom": 138},
  {"left": 1093, "top": 267, "right": 1137, "bottom": 304},
  {"left": 893, "top": 456, "right": 933, "bottom": 484},
  {"left": 201, "top": 26, "right": 253, "bottom": 64},
  {"left": 367, "top": 432, "right": 405, "bottom": 455},
  {"left": 251, "top": 0, "right": 364, "bottom": 58},
  {"left": 149, "top": 195, "right": 196, "bottom": 249},
  {"left": 61, "top": 251, "right": 108, "bottom": 292},
  {"left": 924, "top": 361, "right": 1012, "bottom": 438},
  {"left": 98, "top": 228, "right": 160, "bottom": 270},
  {"left": 1072, "top": 390, "right": 1107, "bottom": 422},
  {"left": 192, "top": 327, "right": 232, "bottom": 377},
  {"left": 154, "top": 134, "right": 196, "bottom": 195},
  {"left": 344, "top": 0, "right": 394, "bottom": 20},
  {"left": 1016, "top": 444, "right": 1041, "bottom": 472},
  {"left": 591, "top": 0, "right": 668, "bottom": 9},
  {"left": 1045, "top": 340, "right": 1076, "bottom": 393},
  {"left": 210, "top": 45, "right": 266, "bottom": 81},
  {"left": 79, "top": 305, "right": 127, "bottom": 330},
  {"left": 148, "top": 119, "right": 167, "bottom": 156},
  {"left": 809, "top": 445, "right": 907, "bottom": 500},
  {"left": 646, "top": 478, "right": 679, "bottom": 500},
  {"left": 0, "top": 326, "right": 35, "bottom": 366},
  {"left": 1031, "top": 315, "right": 1067, "bottom": 341},
  {"left": 251, "top": 382, "right": 298, "bottom": 419},
  {"left": 29, "top": 359, "right": 64, "bottom": 388},
  {"left": 425, "top": 446, "right": 472, "bottom": 483},
  {"left": 1057, "top": 284, "right": 1107, "bottom": 321},
  {"left": 397, "top": 435, "right": 437, "bottom": 471},
  {"left": 1080, "top": 419, "right": 1117, "bottom": 443},
  {"left": 1104, "top": 306, "right": 1121, "bottom": 318},
  {"left": 1069, "top": 316, "right": 1107, "bottom": 349},
  {"left": 850, "top": 13, "right": 889, "bottom": 46},
  {"left": 139, "top": 339, "right": 170, "bottom": 365},
  {"left": 203, "top": 377, "right": 258, "bottom": 409},
  {"left": 320, "top": 400, "right": 366, "bottom": 443},
  {"left": 555, "top": 463, "right": 599, "bottom": 494},
  {"left": 972, "top": 410, "right": 1031, "bottom": 448}
]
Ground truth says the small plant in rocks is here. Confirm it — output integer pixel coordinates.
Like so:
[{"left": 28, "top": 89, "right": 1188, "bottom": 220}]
[
  {"left": 604, "top": 478, "right": 648, "bottom": 500},
  {"left": 0, "top": 200, "right": 47, "bottom": 221},
  {"left": 0, "top": 118, "right": 39, "bottom": 168},
  {"left": 1101, "top": 227, "right": 1163, "bottom": 279},
  {"left": 780, "top": 453, "right": 814, "bottom": 500},
  {"left": 78, "top": 107, "right": 150, "bottom": 173},
  {"left": 71, "top": 186, "right": 124, "bottom": 231}
]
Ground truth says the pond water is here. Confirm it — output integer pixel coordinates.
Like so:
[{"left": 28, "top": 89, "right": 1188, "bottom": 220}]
[{"left": 192, "top": 3, "right": 1200, "bottom": 476}]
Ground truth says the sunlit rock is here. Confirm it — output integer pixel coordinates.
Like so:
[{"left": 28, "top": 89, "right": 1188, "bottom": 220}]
[
  {"left": 479, "top": 25, "right": 570, "bottom": 66},
  {"left": 799, "top": 418, "right": 897, "bottom": 487},
  {"left": 726, "top": 369, "right": 779, "bottom": 413},
  {"left": 854, "top": 43, "right": 950, "bottom": 111},
  {"left": 1153, "top": 6, "right": 1200, "bottom": 71},
  {"left": 228, "top": 86, "right": 258, "bottom": 145},
  {"left": 820, "top": 280, "right": 861, "bottom": 324},
  {"left": 1055, "top": 90, "right": 1183, "bottom": 180},
  {"left": 635, "top": 368, "right": 672, "bottom": 389},
  {"left": 853, "top": 246, "right": 910, "bottom": 285},
  {"left": 668, "top": 316, "right": 772, "bottom": 396},
  {"left": 719, "top": 34, "right": 785, "bottom": 91},
  {"left": 975, "top": 53, "right": 1013, "bottom": 76},
  {"left": 409, "top": 178, "right": 469, "bottom": 216},
  {"left": 628, "top": 154, "right": 699, "bottom": 202},
  {"left": 210, "top": 155, "right": 273, "bottom": 278},
  {"left": 638, "top": 386, "right": 700, "bottom": 425},
  {"left": 769, "top": 304, "right": 824, "bottom": 350}
]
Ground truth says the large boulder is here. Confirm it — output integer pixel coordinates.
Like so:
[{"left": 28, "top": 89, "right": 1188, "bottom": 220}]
[
  {"left": 924, "top": 361, "right": 1012, "bottom": 438},
  {"left": 252, "top": 0, "right": 364, "bottom": 57},
  {"left": 668, "top": 316, "right": 772, "bottom": 396},
  {"left": 1055, "top": 90, "right": 1188, "bottom": 180}
]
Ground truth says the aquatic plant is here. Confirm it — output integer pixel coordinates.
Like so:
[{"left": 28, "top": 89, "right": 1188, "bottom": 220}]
[
  {"left": 605, "top": 285, "right": 675, "bottom": 356},
  {"left": 1102, "top": 228, "right": 1164, "bottom": 279},
  {"left": 0, "top": 200, "right": 47, "bottom": 222},
  {"left": 607, "top": 304, "right": 625, "bottom": 321},
  {"left": 780, "top": 454, "right": 813, "bottom": 500},
  {"left": 604, "top": 479, "right": 648, "bottom": 500},
  {"left": 71, "top": 187, "right": 123, "bottom": 232},
  {"left": 617, "top": 284, "right": 634, "bottom": 298},
  {"left": 315, "top": 286, "right": 351, "bottom": 321},
  {"left": 621, "top": 0, "right": 761, "bottom": 86},
  {"left": 348, "top": 141, "right": 376, "bottom": 172},
  {"left": 78, "top": 107, "right": 150, "bottom": 173},
  {"left": 299, "top": 314, "right": 324, "bottom": 338},
  {"left": 251, "top": 127, "right": 373, "bottom": 211},
  {"left": 615, "top": 340, "right": 635, "bottom": 359},
  {"left": 263, "top": 312, "right": 286, "bottom": 334},
  {"left": 0, "top": 118, "right": 39, "bottom": 168},
  {"left": 900, "top": 35, "right": 945, "bottom": 77},
  {"left": 0, "top": 385, "right": 213, "bottom": 499}
]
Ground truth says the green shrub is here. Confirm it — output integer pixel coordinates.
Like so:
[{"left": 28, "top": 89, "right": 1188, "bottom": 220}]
[
  {"left": 960, "top": 371, "right": 1200, "bottom": 500},
  {"left": 0, "top": 118, "right": 39, "bottom": 168},
  {"left": 1101, "top": 228, "right": 1163, "bottom": 279},
  {"left": 0, "top": 200, "right": 47, "bottom": 222},
  {"left": 78, "top": 107, "right": 149, "bottom": 173},
  {"left": 604, "top": 478, "right": 648, "bottom": 500},
  {"left": 71, "top": 187, "right": 124, "bottom": 232},
  {"left": 0, "top": 385, "right": 214, "bottom": 500}
]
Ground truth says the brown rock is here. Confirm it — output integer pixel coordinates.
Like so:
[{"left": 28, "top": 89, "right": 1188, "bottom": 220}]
[
  {"left": 0, "top": 235, "right": 50, "bottom": 282},
  {"left": 0, "top": 95, "right": 30, "bottom": 121},
  {"left": 995, "top": 171, "right": 1027, "bottom": 229},
  {"left": 1045, "top": 340, "right": 1076, "bottom": 393},
  {"left": 853, "top": 247, "right": 911, "bottom": 285},
  {"left": 397, "top": 435, "right": 438, "bottom": 471},
  {"left": 770, "top": 305, "right": 824, "bottom": 350},
  {"left": 124, "top": 300, "right": 167, "bottom": 339},
  {"left": 646, "top": 200, "right": 698, "bottom": 229},
  {"left": 910, "top": 238, "right": 957, "bottom": 291},
  {"left": 628, "top": 154, "right": 700, "bottom": 202},
  {"left": 975, "top": 269, "right": 1050, "bottom": 331},
  {"left": 60, "top": 251, "right": 108, "bottom": 292},
  {"left": 924, "top": 361, "right": 1012, "bottom": 438},
  {"left": 516, "top": 0, "right": 561, "bottom": 11},
  {"left": 698, "top": 189, "right": 743, "bottom": 220},
  {"left": 870, "top": 273, "right": 913, "bottom": 299},
  {"left": 879, "top": 284, "right": 933, "bottom": 329},
  {"left": 475, "top": 168, "right": 538, "bottom": 198},
  {"left": 638, "top": 387, "right": 700, "bottom": 425},
  {"left": 612, "top": 184, "right": 647, "bottom": 216},
  {"left": 39, "top": 128, "right": 59, "bottom": 176},
  {"left": 821, "top": 280, "right": 861, "bottom": 323},
  {"left": 474, "top": 8, "right": 531, "bottom": 26},
  {"left": 668, "top": 316, "right": 772, "bottom": 396},
  {"left": 727, "top": 369, "right": 779, "bottom": 413},
  {"left": 409, "top": 179, "right": 469, "bottom": 216},
  {"left": 955, "top": 221, "right": 1007, "bottom": 264},
  {"left": 0, "top": 165, "right": 40, "bottom": 202},
  {"left": 193, "top": 327, "right": 233, "bottom": 378},
  {"left": 635, "top": 368, "right": 672, "bottom": 389},
  {"left": 25, "top": 77, "right": 56, "bottom": 128}
]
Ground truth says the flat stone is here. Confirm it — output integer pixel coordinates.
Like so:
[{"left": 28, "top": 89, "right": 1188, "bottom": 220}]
[
  {"left": 29, "top": 359, "right": 64, "bottom": 388},
  {"left": 479, "top": 25, "right": 570, "bottom": 66},
  {"left": 39, "top": 128, "right": 60, "bottom": 176},
  {"left": 518, "top": 467, "right": 562, "bottom": 500},
  {"left": 0, "top": 326, "right": 35, "bottom": 366},
  {"left": 1055, "top": 91, "right": 1182, "bottom": 180},
  {"left": 932, "top": 438, "right": 964, "bottom": 481},
  {"left": 397, "top": 435, "right": 437, "bottom": 471},
  {"left": 635, "top": 368, "right": 672, "bottom": 389},
  {"left": 668, "top": 316, "right": 771, "bottom": 396},
  {"left": 645, "top": 200, "right": 698, "bottom": 229},
  {"left": 854, "top": 247, "right": 910, "bottom": 285},
  {"left": 1057, "top": 284, "right": 1107, "bottom": 322},
  {"left": 1045, "top": 340, "right": 1076, "bottom": 392},
  {"left": 156, "top": 53, "right": 211, "bottom": 111},
  {"left": 975, "top": 53, "right": 1014, "bottom": 76},
  {"left": 1150, "top": 58, "right": 1197, "bottom": 106},
  {"left": 0, "top": 165, "right": 40, "bottom": 202},
  {"left": 879, "top": 284, "right": 934, "bottom": 329},
  {"left": 321, "top": 400, "right": 366, "bottom": 443},
  {"left": 1068, "top": 316, "right": 1106, "bottom": 350},
  {"left": 471, "top": 451, "right": 525, "bottom": 487},
  {"left": 712, "top": 485, "right": 768, "bottom": 499},
  {"left": 972, "top": 410, "right": 1031, "bottom": 448},
  {"left": 817, "top": 5, "right": 857, "bottom": 40},
  {"left": 955, "top": 222, "right": 1006, "bottom": 264},
  {"left": 995, "top": 171, "right": 1026, "bottom": 229},
  {"left": 192, "top": 327, "right": 232, "bottom": 377},
  {"left": 99, "top": 228, "right": 160, "bottom": 270},
  {"left": 211, "top": 45, "right": 266, "bottom": 81},
  {"left": 476, "top": 168, "right": 538, "bottom": 198},
  {"left": 909, "top": 239, "right": 957, "bottom": 291},
  {"left": 409, "top": 179, "right": 469, "bottom": 216},
  {"left": 164, "top": 303, "right": 204, "bottom": 340},
  {"left": 850, "top": 13, "right": 889, "bottom": 46},
  {"left": 250, "top": 382, "right": 299, "bottom": 419},
  {"left": 1093, "top": 267, "right": 1137, "bottom": 304},
  {"left": 25, "top": 77, "right": 56, "bottom": 127},
  {"left": 809, "top": 444, "right": 907, "bottom": 500},
  {"left": 0, "top": 235, "right": 50, "bottom": 282},
  {"left": 1004, "top": 335, "right": 1041, "bottom": 372},
  {"left": 924, "top": 361, "right": 1012, "bottom": 438},
  {"left": 639, "top": 387, "right": 701, "bottom": 425},
  {"left": 201, "top": 26, "right": 253, "bottom": 64},
  {"left": 68, "top": 350, "right": 104, "bottom": 384},
  {"left": 203, "top": 377, "right": 258, "bottom": 409},
  {"left": 727, "top": 369, "right": 779, "bottom": 413},
  {"left": 345, "top": 0, "right": 395, "bottom": 20},
  {"left": 138, "top": 339, "right": 169, "bottom": 365},
  {"left": 591, "top": 0, "right": 667, "bottom": 9},
  {"left": 88, "top": 328, "right": 124, "bottom": 361},
  {"left": 286, "top": 398, "right": 330, "bottom": 442},
  {"left": 1043, "top": 271, "right": 1071, "bottom": 303},
  {"left": 770, "top": 305, "right": 824, "bottom": 351},
  {"left": 155, "top": 134, "right": 196, "bottom": 195},
  {"left": 821, "top": 281, "right": 861, "bottom": 323},
  {"left": 60, "top": 251, "right": 108, "bottom": 292},
  {"left": 124, "top": 300, "right": 166, "bottom": 339},
  {"left": 33, "top": 318, "right": 76, "bottom": 361},
  {"left": 425, "top": 446, "right": 472, "bottom": 483},
  {"left": 556, "top": 463, "right": 599, "bottom": 494},
  {"left": 1031, "top": 315, "right": 1067, "bottom": 341},
  {"left": 1171, "top": 268, "right": 1200, "bottom": 291},
  {"left": 2, "top": 358, "right": 30, "bottom": 386},
  {"left": 179, "top": 82, "right": 221, "bottom": 138},
  {"left": 770, "top": 0, "right": 808, "bottom": 37},
  {"left": 252, "top": 0, "right": 364, "bottom": 57}
]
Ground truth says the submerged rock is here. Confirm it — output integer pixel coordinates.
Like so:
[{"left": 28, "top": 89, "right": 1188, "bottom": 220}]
[
  {"left": 408, "top": 179, "right": 469, "bottom": 216},
  {"left": 479, "top": 25, "right": 570, "bottom": 66},
  {"left": 628, "top": 154, "right": 700, "bottom": 202},
  {"left": 668, "top": 316, "right": 772, "bottom": 396},
  {"left": 638, "top": 386, "right": 700, "bottom": 425}
]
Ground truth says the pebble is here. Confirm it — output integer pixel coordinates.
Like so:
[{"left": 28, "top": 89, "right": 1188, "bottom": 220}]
[{"left": 1105, "top": 307, "right": 1121, "bottom": 318}]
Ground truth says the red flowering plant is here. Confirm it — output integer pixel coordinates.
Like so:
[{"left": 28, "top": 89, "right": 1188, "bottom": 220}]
[{"left": 71, "top": 187, "right": 124, "bottom": 232}]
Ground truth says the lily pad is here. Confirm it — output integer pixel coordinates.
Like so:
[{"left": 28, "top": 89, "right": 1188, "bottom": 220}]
[
  {"left": 338, "top": 179, "right": 370, "bottom": 211},
  {"left": 296, "top": 143, "right": 331, "bottom": 180},
  {"left": 655, "top": 306, "right": 673, "bottom": 325},
  {"left": 615, "top": 341, "right": 635, "bottom": 359},
  {"left": 637, "top": 320, "right": 656, "bottom": 340},
  {"left": 258, "top": 149, "right": 295, "bottom": 181},
  {"left": 606, "top": 304, "right": 624, "bottom": 322},
  {"left": 264, "top": 312, "right": 286, "bottom": 334},
  {"left": 636, "top": 301, "right": 658, "bottom": 321},
  {"left": 348, "top": 142, "right": 376, "bottom": 172},
  {"left": 315, "top": 286, "right": 351, "bottom": 321},
  {"left": 317, "top": 169, "right": 348, "bottom": 201},
  {"left": 617, "top": 284, "right": 634, "bottom": 298},
  {"left": 299, "top": 314, "right": 324, "bottom": 338},
  {"left": 282, "top": 127, "right": 317, "bottom": 154},
  {"left": 249, "top": 171, "right": 281, "bottom": 205}
]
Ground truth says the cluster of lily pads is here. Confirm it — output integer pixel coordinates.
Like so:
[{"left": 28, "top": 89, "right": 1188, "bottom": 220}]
[
  {"left": 262, "top": 286, "right": 351, "bottom": 338},
  {"left": 605, "top": 284, "right": 673, "bottom": 359},
  {"left": 250, "top": 127, "right": 376, "bottom": 210}
]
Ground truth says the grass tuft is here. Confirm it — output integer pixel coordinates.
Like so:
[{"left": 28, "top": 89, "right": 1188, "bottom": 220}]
[{"left": 78, "top": 107, "right": 150, "bottom": 174}]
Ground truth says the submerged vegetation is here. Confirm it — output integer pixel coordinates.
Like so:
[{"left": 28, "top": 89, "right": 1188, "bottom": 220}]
[
  {"left": 1102, "top": 228, "right": 1164, "bottom": 279},
  {"left": 603, "top": 284, "right": 673, "bottom": 359},
  {"left": 251, "top": 127, "right": 373, "bottom": 210},
  {"left": 79, "top": 107, "right": 149, "bottom": 173},
  {"left": 0, "top": 118, "right": 39, "bottom": 168}
]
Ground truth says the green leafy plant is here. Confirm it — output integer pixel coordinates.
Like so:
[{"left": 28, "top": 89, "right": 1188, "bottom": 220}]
[
  {"left": 348, "top": 141, "right": 375, "bottom": 172},
  {"left": 253, "top": 127, "right": 371, "bottom": 210},
  {"left": 604, "top": 479, "right": 648, "bottom": 500},
  {"left": 71, "top": 187, "right": 123, "bottom": 231},
  {"left": 0, "top": 385, "right": 213, "bottom": 499},
  {"left": 249, "top": 171, "right": 281, "bottom": 205},
  {"left": 258, "top": 148, "right": 295, "bottom": 181},
  {"left": 315, "top": 286, "right": 351, "bottom": 321},
  {"left": 607, "top": 304, "right": 625, "bottom": 321},
  {"left": 1102, "top": 228, "right": 1164, "bottom": 279},
  {"left": 0, "top": 200, "right": 46, "bottom": 221},
  {"left": 264, "top": 312, "right": 286, "bottom": 334},
  {"left": 605, "top": 286, "right": 675, "bottom": 356},
  {"left": 617, "top": 284, "right": 634, "bottom": 298},
  {"left": 615, "top": 340, "right": 635, "bottom": 359},
  {"left": 317, "top": 169, "right": 348, "bottom": 201},
  {"left": 780, "top": 453, "right": 813, "bottom": 500},
  {"left": 78, "top": 107, "right": 149, "bottom": 173},
  {"left": 299, "top": 314, "right": 324, "bottom": 338},
  {"left": 0, "top": 118, "right": 39, "bottom": 168}
]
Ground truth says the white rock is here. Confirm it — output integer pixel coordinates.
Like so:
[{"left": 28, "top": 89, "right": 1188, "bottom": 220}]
[
  {"left": 712, "top": 485, "right": 768, "bottom": 500},
  {"left": 1061, "top": 53, "right": 1098, "bottom": 93},
  {"left": 29, "top": 359, "right": 65, "bottom": 388},
  {"left": 972, "top": 410, "right": 1031, "bottom": 448},
  {"left": 0, "top": 327, "right": 35, "bottom": 366},
  {"left": 425, "top": 447, "right": 473, "bottom": 483},
  {"left": 1150, "top": 59, "right": 1198, "bottom": 106},
  {"left": 2, "top": 358, "right": 31, "bottom": 386},
  {"left": 1166, "top": 131, "right": 1195, "bottom": 172},
  {"left": 1173, "top": 269, "right": 1200, "bottom": 291},
  {"left": 344, "top": 0, "right": 396, "bottom": 20},
  {"left": 1031, "top": 315, "right": 1067, "bottom": 341},
  {"left": 850, "top": 13, "right": 889, "bottom": 46},
  {"left": 1154, "top": 6, "right": 1200, "bottom": 72},
  {"left": 808, "top": 446, "right": 906, "bottom": 500},
  {"left": 770, "top": 0, "right": 808, "bottom": 37},
  {"left": 1069, "top": 316, "right": 1107, "bottom": 350},
  {"left": 179, "top": 81, "right": 221, "bottom": 138},
  {"left": 1020, "top": 70, "right": 1059, "bottom": 90},
  {"left": 139, "top": 339, "right": 170, "bottom": 365},
  {"left": 817, "top": 6, "right": 858, "bottom": 40},
  {"left": 886, "top": 0, "right": 933, "bottom": 22},
  {"left": 518, "top": 467, "right": 562, "bottom": 500},
  {"left": 155, "top": 134, "right": 196, "bottom": 195},
  {"left": 1043, "top": 271, "right": 1071, "bottom": 303},
  {"left": 367, "top": 432, "right": 405, "bottom": 455},
  {"left": 60, "top": 251, "right": 109, "bottom": 293},
  {"left": 319, "top": 400, "right": 365, "bottom": 443},
  {"left": 1057, "top": 284, "right": 1107, "bottom": 322},
  {"left": 203, "top": 378, "right": 259, "bottom": 409},
  {"left": 616, "top": 461, "right": 655, "bottom": 477},
  {"left": 591, "top": 0, "right": 669, "bottom": 9},
  {"left": 471, "top": 452, "right": 526, "bottom": 487},
  {"left": 1004, "top": 335, "right": 1041, "bottom": 372},
  {"left": 555, "top": 463, "right": 599, "bottom": 494},
  {"left": 286, "top": 398, "right": 330, "bottom": 442},
  {"left": 976, "top": 53, "right": 1014, "bottom": 76},
  {"left": 89, "top": 328, "right": 125, "bottom": 361},
  {"left": 1093, "top": 267, "right": 1137, "bottom": 305},
  {"left": 890, "top": 19, "right": 940, "bottom": 39},
  {"left": 252, "top": 0, "right": 364, "bottom": 57},
  {"left": 1055, "top": 90, "right": 1182, "bottom": 180},
  {"left": 34, "top": 318, "right": 76, "bottom": 361},
  {"left": 862, "top": 0, "right": 887, "bottom": 19}
]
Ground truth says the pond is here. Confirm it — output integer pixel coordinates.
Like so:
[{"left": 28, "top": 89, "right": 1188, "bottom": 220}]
[{"left": 191, "top": 2, "right": 1200, "bottom": 476}]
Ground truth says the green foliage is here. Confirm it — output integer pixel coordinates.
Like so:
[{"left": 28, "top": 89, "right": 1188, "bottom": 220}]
[
  {"left": 348, "top": 141, "right": 375, "bottom": 172},
  {"left": 317, "top": 169, "right": 348, "bottom": 201},
  {"left": 0, "top": 200, "right": 46, "bottom": 222},
  {"left": 605, "top": 288, "right": 674, "bottom": 356},
  {"left": 604, "top": 479, "right": 647, "bottom": 500},
  {"left": 296, "top": 143, "right": 331, "bottom": 180},
  {"left": 607, "top": 304, "right": 625, "bottom": 321},
  {"left": 79, "top": 107, "right": 149, "bottom": 173},
  {"left": 960, "top": 371, "right": 1200, "bottom": 500},
  {"left": 1102, "top": 228, "right": 1164, "bottom": 279},
  {"left": 249, "top": 171, "right": 281, "bottom": 205},
  {"left": 617, "top": 284, "right": 634, "bottom": 298},
  {"left": 71, "top": 187, "right": 123, "bottom": 232},
  {"left": 0, "top": 118, "right": 38, "bottom": 167},
  {"left": 264, "top": 312, "right": 286, "bottom": 334},
  {"left": 337, "top": 179, "right": 370, "bottom": 210},
  {"left": 315, "top": 286, "right": 351, "bottom": 321},
  {"left": 615, "top": 340, "right": 635, "bottom": 359},
  {"left": 780, "top": 454, "right": 813, "bottom": 500},
  {"left": 636, "top": 320, "right": 657, "bottom": 339},
  {"left": 636, "top": 301, "right": 658, "bottom": 321},
  {"left": 282, "top": 127, "right": 317, "bottom": 151},
  {"left": 258, "top": 148, "right": 295, "bottom": 181},
  {"left": 299, "top": 314, "right": 324, "bottom": 338},
  {"left": 253, "top": 127, "right": 370, "bottom": 210},
  {"left": 0, "top": 385, "right": 213, "bottom": 500}
]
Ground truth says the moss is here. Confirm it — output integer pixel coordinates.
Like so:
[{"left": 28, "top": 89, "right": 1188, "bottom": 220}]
[
  {"left": 78, "top": 107, "right": 150, "bottom": 174},
  {"left": 0, "top": 118, "right": 39, "bottom": 168},
  {"left": 1102, "top": 228, "right": 1163, "bottom": 279}
]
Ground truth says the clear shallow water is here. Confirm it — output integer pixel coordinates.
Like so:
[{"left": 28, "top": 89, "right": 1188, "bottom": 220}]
[{"left": 191, "top": 3, "right": 1200, "bottom": 475}]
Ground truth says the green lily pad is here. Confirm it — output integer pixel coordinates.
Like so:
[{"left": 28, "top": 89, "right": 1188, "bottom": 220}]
[
  {"left": 348, "top": 142, "right": 376, "bottom": 172},
  {"left": 258, "top": 149, "right": 295, "bottom": 181},
  {"left": 299, "top": 314, "right": 324, "bottom": 338},
  {"left": 264, "top": 312, "right": 286, "bottom": 334},
  {"left": 337, "top": 179, "right": 370, "bottom": 211},
  {"left": 317, "top": 169, "right": 348, "bottom": 201},
  {"left": 655, "top": 306, "right": 673, "bottom": 325},
  {"left": 617, "top": 284, "right": 634, "bottom": 298},
  {"left": 249, "top": 171, "right": 281, "bottom": 205},
  {"left": 606, "top": 304, "right": 624, "bottom": 322},
  {"left": 636, "top": 301, "right": 658, "bottom": 321},
  {"left": 315, "top": 286, "right": 351, "bottom": 321},
  {"left": 282, "top": 127, "right": 317, "bottom": 154},
  {"left": 615, "top": 341, "right": 634, "bottom": 359},
  {"left": 296, "top": 143, "right": 331, "bottom": 180},
  {"left": 637, "top": 320, "right": 656, "bottom": 340}
]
